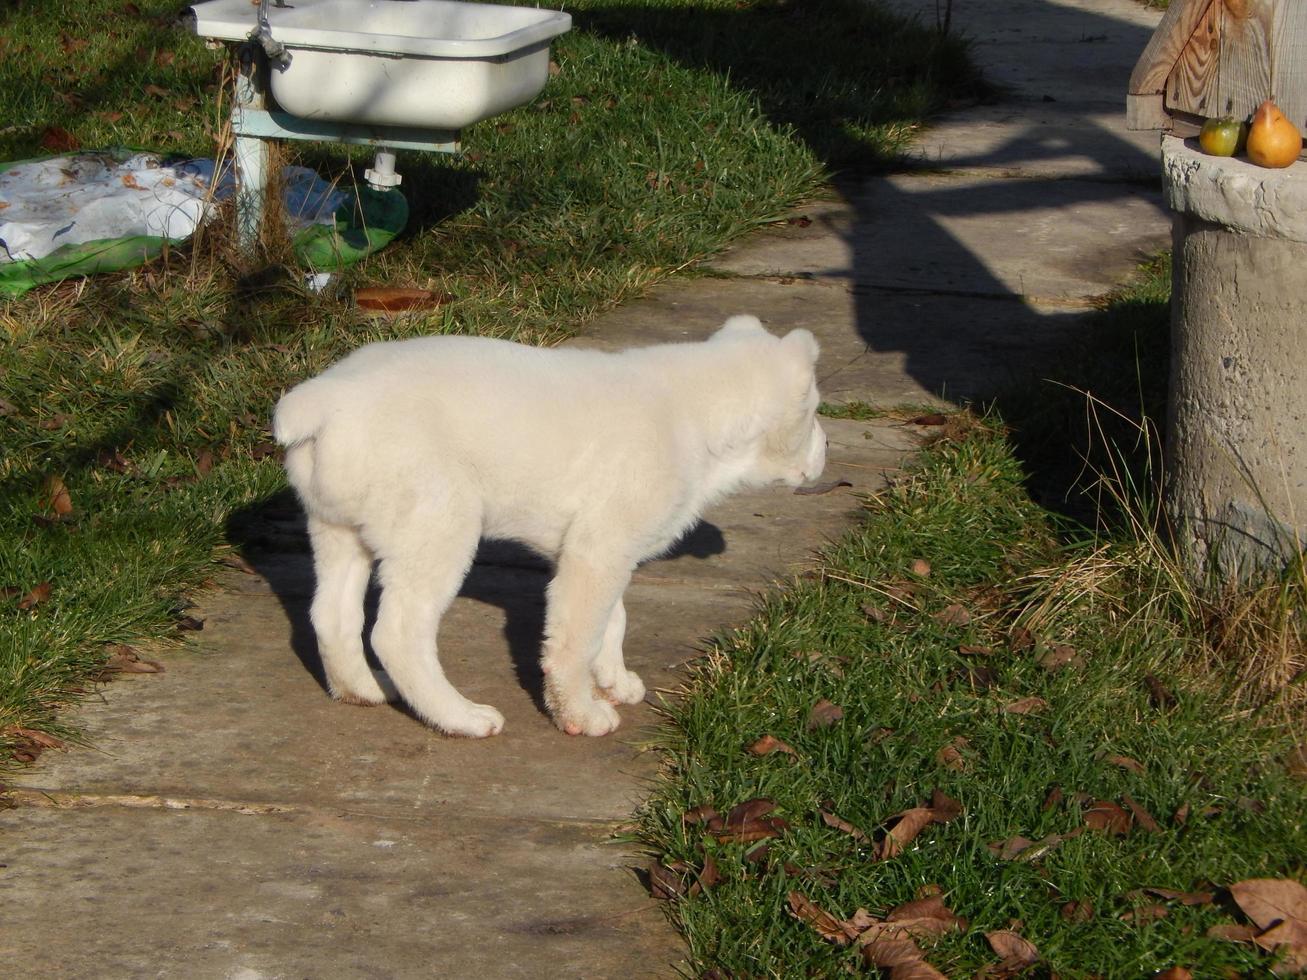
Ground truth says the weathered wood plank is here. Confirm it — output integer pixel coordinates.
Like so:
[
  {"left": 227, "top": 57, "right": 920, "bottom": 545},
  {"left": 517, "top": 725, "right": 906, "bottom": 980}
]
[
  {"left": 1129, "top": 0, "right": 1219, "bottom": 97},
  {"left": 1271, "top": 1, "right": 1307, "bottom": 129},
  {"left": 1166, "top": 0, "right": 1222, "bottom": 117},
  {"left": 1209, "top": 0, "right": 1275, "bottom": 118}
]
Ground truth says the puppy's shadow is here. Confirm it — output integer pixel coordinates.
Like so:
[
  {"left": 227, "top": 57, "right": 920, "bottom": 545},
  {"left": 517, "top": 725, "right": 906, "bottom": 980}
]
[{"left": 225, "top": 494, "right": 726, "bottom": 720}]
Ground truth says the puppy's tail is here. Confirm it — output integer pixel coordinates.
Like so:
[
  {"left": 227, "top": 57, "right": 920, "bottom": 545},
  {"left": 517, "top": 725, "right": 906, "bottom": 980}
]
[{"left": 272, "top": 378, "right": 333, "bottom": 449}]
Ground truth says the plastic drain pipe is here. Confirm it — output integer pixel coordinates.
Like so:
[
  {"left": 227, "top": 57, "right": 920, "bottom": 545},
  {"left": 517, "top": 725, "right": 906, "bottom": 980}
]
[{"left": 365, "top": 149, "right": 402, "bottom": 191}]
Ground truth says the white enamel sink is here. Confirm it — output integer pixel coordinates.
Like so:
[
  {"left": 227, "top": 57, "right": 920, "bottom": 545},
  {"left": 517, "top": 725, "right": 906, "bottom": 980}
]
[{"left": 188, "top": 0, "right": 571, "bottom": 129}]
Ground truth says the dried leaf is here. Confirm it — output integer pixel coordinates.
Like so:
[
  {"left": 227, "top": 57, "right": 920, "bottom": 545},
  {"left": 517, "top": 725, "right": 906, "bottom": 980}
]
[
  {"left": 681, "top": 804, "right": 719, "bottom": 827},
  {"left": 697, "top": 854, "right": 721, "bottom": 890},
  {"left": 3, "top": 727, "right": 65, "bottom": 750},
  {"left": 748, "top": 734, "right": 798, "bottom": 758},
  {"left": 725, "top": 798, "right": 776, "bottom": 827},
  {"left": 142, "top": 83, "right": 170, "bottom": 98},
  {"left": 806, "top": 698, "right": 844, "bottom": 730},
  {"left": 991, "top": 836, "right": 1036, "bottom": 861},
  {"left": 877, "top": 807, "right": 934, "bottom": 860},
  {"left": 960, "top": 666, "right": 999, "bottom": 691},
  {"left": 648, "top": 859, "right": 686, "bottom": 900},
  {"left": 218, "top": 553, "right": 257, "bottom": 575},
  {"left": 985, "top": 929, "right": 1040, "bottom": 968},
  {"left": 1123, "top": 793, "right": 1162, "bottom": 833},
  {"left": 45, "top": 476, "right": 73, "bottom": 516},
  {"left": 1084, "top": 799, "right": 1132, "bottom": 835},
  {"left": 1229, "top": 878, "right": 1307, "bottom": 941},
  {"left": 1173, "top": 802, "right": 1191, "bottom": 825},
  {"left": 1121, "top": 903, "right": 1169, "bottom": 923},
  {"left": 929, "top": 788, "right": 962, "bottom": 823},
  {"left": 1042, "top": 785, "right": 1063, "bottom": 811},
  {"left": 862, "top": 602, "right": 889, "bottom": 623},
  {"left": 936, "top": 737, "right": 969, "bottom": 771},
  {"left": 1145, "top": 887, "right": 1214, "bottom": 906},
  {"left": 908, "top": 414, "right": 948, "bottom": 426},
  {"left": 1286, "top": 744, "right": 1307, "bottom": 779},
  {"left": 1061, "top": 900, "right": 1093, "bottom": 923},
  {"left": 1256, "top": 920, "right": 1307, "bottom": 974},
  {"left": 195, "top": 449, "right": 214, "bottom": 476},
  {"left": 17, "top": 582, "right": 52, "bottom": 610},
  {"left": 819, "top": 808, "right": 868, "bottom": 842},
  {"left": 862, "top": 936, "right": 947, "bottom": 979},
  {"left": 1155, "top": 968, "right": 1194, "bottom": 979},
  {"left": 714, "top": 818, "right": 787, "bottom": 844},
  {"left": 787, "top": 891, "right": 856, "bottom": 945},
  {"left": 1145, "top": 674, "right": 1177, "bottom": 709},
  {"left": 1107, "top": 754, "right": 1146, "bottom": 775},
  {"left": 885, "top": 893, "right": 968, "bottom": 934},
  {"left": 910, "top": 559, "right": 932, "bottom": 577},
  {"left": 177, "top": 615, "right": 205, "bottom": 631},
  {"left": 716, "top": 799, "right": 787, "bottom": 843},
  {"left": 1038, "top": 644, "right": 1083, "bottom": 671},
  {"left": 1008, "top": 627, "right": 1036, "bottom": 652},
  {"left": 1207, "top": 923, "right": 1261, "bottom": 943},
  {"left": 958, "top": 643, "right": 993, "bottom": 656},
  {"left": 1003, "top": 696, "right": 1048, "bottom": 715},
  {"left": 933, "top": 603, "right": 971, "bottom": 627},
  {"left": 100, "top": 643, "right": 164, "bottom": 676},
  {"left": 355, "top": 287, "right": 449, "bottom": 313},
  {"left": 793, "top": 479, "right": 852, "bottom": 496},
  {"left": 40, "top": 125, "right": 79, "bottom": 153}
]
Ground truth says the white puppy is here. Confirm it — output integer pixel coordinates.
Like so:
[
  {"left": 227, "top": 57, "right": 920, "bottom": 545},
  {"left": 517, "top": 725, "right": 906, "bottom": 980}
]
[{"left": 272, "top": 315, "right": 826, "bottom": 738}]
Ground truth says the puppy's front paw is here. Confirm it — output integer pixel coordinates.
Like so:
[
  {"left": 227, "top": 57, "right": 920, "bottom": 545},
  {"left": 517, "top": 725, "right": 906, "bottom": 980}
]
[
  {"left": 556, "top": 696, "right": 621, "bottom": 737},
  {"left": 596, "top": 667, "right": 646, "bottom": 706},
  {"left": 332, "top": 669, "right": 398, "bottom": 706},
  {"left": 440, "top": 702, "right": 506, "bottom": 739}
]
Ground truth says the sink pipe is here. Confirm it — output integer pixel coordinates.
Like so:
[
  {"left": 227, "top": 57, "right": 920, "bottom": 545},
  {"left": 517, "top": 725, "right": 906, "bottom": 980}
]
[{"left": 252, "top": 0, "right": 293, "bottom": 72}]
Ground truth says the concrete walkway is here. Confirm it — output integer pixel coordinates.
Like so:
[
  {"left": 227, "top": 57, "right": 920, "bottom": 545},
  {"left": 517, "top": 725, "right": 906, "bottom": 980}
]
[{"left": 1, "top": 2, "right": 1169, "bottom": 977}]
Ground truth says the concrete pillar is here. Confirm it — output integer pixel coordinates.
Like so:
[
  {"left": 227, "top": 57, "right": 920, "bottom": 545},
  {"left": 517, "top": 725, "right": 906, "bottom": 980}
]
[{"left": 1162, "top": 135, "right": 1307, "bottom": 580}]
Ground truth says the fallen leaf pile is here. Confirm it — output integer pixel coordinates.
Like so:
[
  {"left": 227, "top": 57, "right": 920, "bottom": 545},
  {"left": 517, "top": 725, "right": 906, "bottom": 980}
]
[
  {"left": 98, "top": 643, "right": 165, "bottom": 679},
  {"left": 3, "top": 725, "right": 66, "bottom": 764},
  {"left": 787, "top": 887, "right": 967, "bottom": 978}
]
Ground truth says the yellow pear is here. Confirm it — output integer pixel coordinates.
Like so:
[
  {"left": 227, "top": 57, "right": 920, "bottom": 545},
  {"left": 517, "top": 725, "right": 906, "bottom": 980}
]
[{"left": 1245, "top": 99, "right": 1301, "bottom": 168}]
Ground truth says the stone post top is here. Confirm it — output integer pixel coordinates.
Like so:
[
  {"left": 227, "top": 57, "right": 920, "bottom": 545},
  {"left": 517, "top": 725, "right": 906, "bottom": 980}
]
[{"left": 1162, "top": 135, "right": 1307, "bottom": 244}]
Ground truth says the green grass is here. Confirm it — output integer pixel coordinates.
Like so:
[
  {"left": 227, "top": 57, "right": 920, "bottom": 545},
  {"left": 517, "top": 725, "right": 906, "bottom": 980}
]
[
  {"left": 636, "top": 263, "right": 1307, "bottom": 976},
  {"left": 0, "top": 1, "right": 978, "bottom": 763},
  {"left": 636, "top": 419, "right": 1306, "bottom": 977}
]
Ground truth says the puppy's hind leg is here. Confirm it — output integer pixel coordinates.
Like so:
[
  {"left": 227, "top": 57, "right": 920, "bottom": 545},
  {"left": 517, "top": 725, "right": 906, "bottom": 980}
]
[
  {"left": 591, "top": 598, "right": 646, "bottom": 706},
  {"left": 308, "top": 516, "right": 395, "bottom": 705},
  {"left": 369, "top": 507, "right": 505, "bottom": 738}
]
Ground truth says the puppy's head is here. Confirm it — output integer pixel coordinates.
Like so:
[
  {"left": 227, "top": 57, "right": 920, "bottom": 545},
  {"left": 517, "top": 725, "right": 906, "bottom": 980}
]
[{"left": 713, "top": 317, "right": 827, "bottom": 487}]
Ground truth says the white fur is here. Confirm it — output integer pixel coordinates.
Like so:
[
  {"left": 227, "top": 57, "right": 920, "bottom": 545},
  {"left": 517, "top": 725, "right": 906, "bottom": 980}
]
[{"left": 273, "top": 316, "right": 826, "bottom": 737}]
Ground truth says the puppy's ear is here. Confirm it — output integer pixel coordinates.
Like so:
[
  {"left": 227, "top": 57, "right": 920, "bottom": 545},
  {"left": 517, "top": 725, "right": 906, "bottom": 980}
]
[
  {"left": 781, "top": 328, "right": 820, "bottom": 365},
  {"left": 713, "top": 314, "right": 767, "bottom": 340}
]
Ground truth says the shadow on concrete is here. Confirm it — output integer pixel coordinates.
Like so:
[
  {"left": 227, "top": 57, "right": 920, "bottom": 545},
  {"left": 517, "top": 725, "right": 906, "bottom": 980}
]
[
  {"left": 225, "top": 492, "right": 725, "bottom": 717},
  {"left": 577, "top": 0, "right": 1169, "bottom": 440}
]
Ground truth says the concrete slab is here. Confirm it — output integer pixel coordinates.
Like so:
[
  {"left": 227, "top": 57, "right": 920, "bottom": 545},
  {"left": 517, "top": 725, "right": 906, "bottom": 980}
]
[
  {"left": 578, "top": 274, "right": 1097, "bottom": 406},
  {"left": 0, "top": 804, "right": 672, "bottom": 980},
  {"left": 709, "top": 172, "right": 1168, "bottom": 303},
  {"left": 880, "top": 0, "right": 1164, "bottom": 180}
]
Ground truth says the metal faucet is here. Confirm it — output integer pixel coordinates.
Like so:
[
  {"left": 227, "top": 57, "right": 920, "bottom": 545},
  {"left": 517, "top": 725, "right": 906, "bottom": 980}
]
[{"left": 253, "top": 0, "right": 294, "bottom": 72}]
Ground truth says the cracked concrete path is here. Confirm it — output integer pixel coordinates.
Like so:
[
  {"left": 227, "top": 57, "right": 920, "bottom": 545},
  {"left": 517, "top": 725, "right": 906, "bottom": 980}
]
[{"left": 2, "top": 1, "right": 1170, "bottom": 977}]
